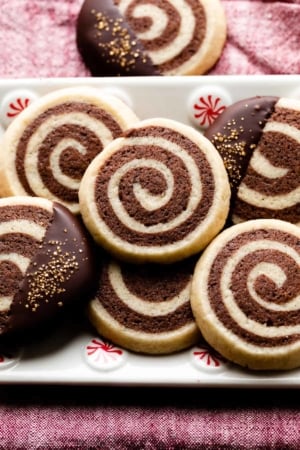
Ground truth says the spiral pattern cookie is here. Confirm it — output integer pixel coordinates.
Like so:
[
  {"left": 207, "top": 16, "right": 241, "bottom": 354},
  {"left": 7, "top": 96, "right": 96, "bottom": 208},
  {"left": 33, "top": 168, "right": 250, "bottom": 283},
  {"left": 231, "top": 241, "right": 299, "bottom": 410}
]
[
  {"left": 191, "top": 219, "right": 300, "bottom": 370},
  {"left": 0, "top": 196, "right": 96, "bottom": 336},
  {"left": 88, "top": 255, "right": 200, "bottom": 354},
  {"left": 205, "top": 96, "right": 300, "bottom": 225},
  {"left": 76, "top": 0, "right": 226, "bottom": 76},
  {"left": 0, "top": 87, "right": 139, "bottom": 214},
  {"left": 79, "top": 118, "right": 230, "bottom": 263}
]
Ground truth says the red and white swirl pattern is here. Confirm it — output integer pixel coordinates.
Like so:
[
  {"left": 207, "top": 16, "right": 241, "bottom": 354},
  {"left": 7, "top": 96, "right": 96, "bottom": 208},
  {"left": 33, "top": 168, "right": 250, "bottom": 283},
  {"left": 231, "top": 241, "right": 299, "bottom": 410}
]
[
  {"left": 79, "top": 118, "right": 230, "bottom": 263},
  {"left": 233, "top": 98, "right": 300, "bottom": 225},
  {"left": 191, "top": 219, "right": 300, "bottom": 370},
  {"left": 84, "top": 338, "right": 126, "bottom": 371},
  {"left": 115, "top": 0, "right": 226, "bottom": 75},
  {"left": 0, "top": 197, "right": 52, "bottom": 318},
  {"left": 0, "top": 88, "right": 138, "bottom": 214}
]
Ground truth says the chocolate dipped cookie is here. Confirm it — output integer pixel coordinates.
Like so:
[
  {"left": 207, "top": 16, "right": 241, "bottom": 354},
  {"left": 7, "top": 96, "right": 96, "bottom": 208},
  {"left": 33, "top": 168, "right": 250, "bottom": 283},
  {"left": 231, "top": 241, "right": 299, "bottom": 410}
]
[
  {"left": 88, "top": 255, "right": 200, "bottom": 354},
  {"left": 76, "top": 0, "right": 227, "bottom": 76},
  {"left": 0, "top": 196, "right": 96, "bottom": 336},
  {"left": 0, "top": 87, "right": 139, "bottom": 214},
  {"left": 205, "top": 96, "right": 300, "bottom": 225},
  {"left": 191, "top": 219, "right": 300, "bottom": 371},
  {"left": 79, "top": 118, "right": 230, "bottom": 264}
]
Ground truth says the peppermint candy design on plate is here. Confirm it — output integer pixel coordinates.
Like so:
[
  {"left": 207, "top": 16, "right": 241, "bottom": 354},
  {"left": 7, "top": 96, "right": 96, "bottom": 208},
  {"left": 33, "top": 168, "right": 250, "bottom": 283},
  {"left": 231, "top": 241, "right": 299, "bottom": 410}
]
[
  {"left": 233, "top": 97, "right": 300, "bottom": 225},
  {"left": 188, "top": 86, "right": 232, "bottom": 129},
  {"left": 79, "top": 118, "right": 230, "bottom": 263},
  {"left": 7, "top": 98, "right": 30, "bottom": 118},
  {"left": 193, "top": 95, "right": 226, "bottom": 127},
  {"left": 0, "top": 87, "right": 138, "bottom": 214},
  {"left": 84, "top": 337, "right": 127, "bottom": 371},
  {"left": 191, "top": 219, "right": 300, "bottom": 370},
  {"left": 190, "top": 342, "right": 227, "bottom": 372},
  {"left": 0, "top": 89, "right": 39, "bottom": 128}
]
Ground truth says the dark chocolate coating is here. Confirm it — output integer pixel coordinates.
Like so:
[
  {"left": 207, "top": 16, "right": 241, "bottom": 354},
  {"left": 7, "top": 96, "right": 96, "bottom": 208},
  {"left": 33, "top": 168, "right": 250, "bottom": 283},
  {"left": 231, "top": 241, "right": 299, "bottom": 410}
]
[
  {"left": 6, "top": 202, "right": 97, "bottom": 335},
  {"left": 232, "top": 103, "right": 300, "bottom": 224},
  {"left": 76, "top": 0, "right": 160, "bottom": 76},
  {"left": 204, "top": 96, "right": 278, "bottom": 199}
]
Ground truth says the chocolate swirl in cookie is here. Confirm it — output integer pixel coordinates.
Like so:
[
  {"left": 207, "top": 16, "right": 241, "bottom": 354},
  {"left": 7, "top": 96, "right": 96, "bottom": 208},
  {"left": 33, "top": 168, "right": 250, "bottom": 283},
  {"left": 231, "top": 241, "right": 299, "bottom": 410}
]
[
  {"left": 88, "top": 256, "right": 200, "bottom": 354},
  {"left": 79, "top": 118, "right": 230, "bottom": 263},
  {"left": 205, "top": 96, "right": 300, "bottom": 225},
  {"left": 233, "top": 98, "right": 300, "bottom": 225},
  {"left": 191, "top": 219, "right": 300, "bottom": 370},
  {"left": 0, "top": 87, "right": 139, "bottom": 214}
]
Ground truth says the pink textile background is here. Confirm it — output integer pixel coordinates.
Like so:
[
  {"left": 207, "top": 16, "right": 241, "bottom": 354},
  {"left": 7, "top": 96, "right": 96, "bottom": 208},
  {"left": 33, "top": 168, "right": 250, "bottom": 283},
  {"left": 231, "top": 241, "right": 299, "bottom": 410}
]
[
  {"left": 0, "top": 385, "right": 300, "bottom": 449},
  {"left": 0, "top": 1, "right": 300, "bottom": 449},
  {"left": 0, "top": 0, "right": 299, "bottom": 77}
]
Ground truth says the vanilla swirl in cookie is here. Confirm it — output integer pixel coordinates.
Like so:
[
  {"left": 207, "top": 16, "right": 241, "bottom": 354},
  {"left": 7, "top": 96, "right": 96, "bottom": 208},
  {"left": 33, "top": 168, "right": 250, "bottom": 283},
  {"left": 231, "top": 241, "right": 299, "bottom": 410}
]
[
  {"left": 0, "top": 87, "right": 138, "bottom": 214},
  {"left": 88, "top": 256, "right": 199, "bottom": 354},
  {"left": 191, "top": 219, "right": 300, "bottom": 370},
  {"left": 0, "top": 197, "right": 52, "bottom": 320},
  {"left": 79, "top": 118, "right": 230, "bottom": 263}
]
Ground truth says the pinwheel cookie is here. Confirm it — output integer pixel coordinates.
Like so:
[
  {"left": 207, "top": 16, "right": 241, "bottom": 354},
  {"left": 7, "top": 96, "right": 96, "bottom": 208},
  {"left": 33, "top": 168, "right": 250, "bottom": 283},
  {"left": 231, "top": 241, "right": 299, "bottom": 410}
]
[
  {"left": 191, "top": 219, "right": 300, "bottom": 371},
  {"left": 76, "top": 0, "right": 227, "bottom": 76},
  {"left": 79, "top": 118, "right": 230, "bottom": 264},
  {"left": 0, "top": 196, "right": 96, "bottom": 336},
  {"left": 205, "top": 96, "right": 300, "bottom": 226},
  {"left": 0, "top": 87, "right": 139, "bottom": 214},
  {"left": 88, "top": 255, "right": 200, "bottom": 354}
]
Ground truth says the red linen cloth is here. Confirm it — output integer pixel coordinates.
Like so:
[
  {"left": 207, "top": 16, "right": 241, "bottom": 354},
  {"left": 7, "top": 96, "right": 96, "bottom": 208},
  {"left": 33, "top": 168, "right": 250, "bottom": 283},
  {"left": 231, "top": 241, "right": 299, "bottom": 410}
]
[
  {"left": 0, "top": 1, "right": 299, "bottom": 449},
  {"left": 0, "top": 386, "right": 300, "bottom": 449},
  {"left": 0, "top": 0, "right": 299, "bottom": 77}
]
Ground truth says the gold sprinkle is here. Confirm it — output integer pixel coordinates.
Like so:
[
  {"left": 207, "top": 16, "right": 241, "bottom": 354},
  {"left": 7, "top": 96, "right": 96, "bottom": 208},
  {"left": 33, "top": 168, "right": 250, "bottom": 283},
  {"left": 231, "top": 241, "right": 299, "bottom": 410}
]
[
  {"left": 26, "top": 244, "right": 79, "bottom": 310},
  {"left": 92, "top": 10, "right": 144, "bottom": 71},
  {"left": 212, "top": 119, "right": 249, "bottom": 187}
]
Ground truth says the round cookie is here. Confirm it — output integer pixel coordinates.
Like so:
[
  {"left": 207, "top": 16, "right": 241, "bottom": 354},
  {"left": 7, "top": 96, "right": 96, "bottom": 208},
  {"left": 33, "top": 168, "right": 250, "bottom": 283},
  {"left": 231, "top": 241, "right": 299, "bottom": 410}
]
[
  {"left": 0, "top": 196, "right": 96, "bottom": 336},
  {"left": 88, "top": 255, "right": 200, "bottom": 354},
  {"left": 76, "top": 0, "right": 227, "bottom": 76},
  {"left": 204, "top": 96, "right": 300, "bottom": 226},
  {"left": 191, "top": 219, "right": 300, "bottom": 371},
  {"left": 0, "top": 86, "right": 139, "bottom": 214},
  {"left": 79, "top": 117, "right": 231, "bottom": 264}
]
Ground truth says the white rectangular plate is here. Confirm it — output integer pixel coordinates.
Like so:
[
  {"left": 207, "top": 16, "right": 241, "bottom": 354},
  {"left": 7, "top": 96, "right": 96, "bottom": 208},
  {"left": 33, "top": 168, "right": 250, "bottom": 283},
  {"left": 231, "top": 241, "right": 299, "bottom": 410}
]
[{"left": 0, "top": 75, "right": 299, "bottom": 387}]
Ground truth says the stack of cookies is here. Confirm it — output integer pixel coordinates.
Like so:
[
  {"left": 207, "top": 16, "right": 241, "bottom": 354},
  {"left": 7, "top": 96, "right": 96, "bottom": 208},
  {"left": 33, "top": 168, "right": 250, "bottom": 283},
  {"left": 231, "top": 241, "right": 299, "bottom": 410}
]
[
  {"left": 78, "top": 116, "right": 231, "bottom": 354},
  {"left": 193, "top": 95, "right": 300, "bottom": 370},
  {"left": 0, "top": 86, "right": 139, "bottom": 337},
  {"left": 0, "top": 86, "right": 299, "bottom": 372}
]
